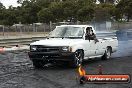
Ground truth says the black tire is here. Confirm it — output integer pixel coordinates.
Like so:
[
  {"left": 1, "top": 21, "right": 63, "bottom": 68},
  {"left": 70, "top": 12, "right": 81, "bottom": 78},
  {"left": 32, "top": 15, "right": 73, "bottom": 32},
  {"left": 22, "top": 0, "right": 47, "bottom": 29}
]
[
  {"left": 70, "top": 50, "right": 84, "bottom": 68},
  {"left": 32, "top": 59, "right": 44, "bottom": 68},
  {"left": 80, "top": 76, "right": 87, "bottom": 84},
  {"left": 101, "top": 47, "right": 111, "bottom": 60}
]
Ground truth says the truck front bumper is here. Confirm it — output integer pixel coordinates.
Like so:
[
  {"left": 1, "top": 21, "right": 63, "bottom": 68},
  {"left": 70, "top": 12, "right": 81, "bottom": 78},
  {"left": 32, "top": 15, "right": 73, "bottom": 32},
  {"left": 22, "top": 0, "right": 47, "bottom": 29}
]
[{"left": 28, "top": 51, "right": 74, "bottom": 61}]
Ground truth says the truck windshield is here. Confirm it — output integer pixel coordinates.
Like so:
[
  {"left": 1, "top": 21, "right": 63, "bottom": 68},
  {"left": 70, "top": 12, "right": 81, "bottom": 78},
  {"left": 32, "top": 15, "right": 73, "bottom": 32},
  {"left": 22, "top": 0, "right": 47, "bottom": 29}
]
[{"left": 49, "top": 26, "right": 84, "bottom": 38}]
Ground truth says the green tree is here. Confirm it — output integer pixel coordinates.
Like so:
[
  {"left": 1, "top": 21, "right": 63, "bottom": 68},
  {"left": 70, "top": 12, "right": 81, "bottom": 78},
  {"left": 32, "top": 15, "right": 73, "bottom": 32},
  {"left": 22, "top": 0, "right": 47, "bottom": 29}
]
[
  {"left": 49, "top": 2, "right": 64, "bottom": 21},
  {"left": 77, "top": 0, "right": 95, "bottom": 21},
  {"left": 36, "top": 0, "right": 51, "bottom": 8},
  {"left": 16, "top": 0, "right": 40, "bottom": 24},
  {"left": 116, "top": 0, "right": 132, "bottom": 22},
  {"left": 0, "top": 2, "right": 6, "bottom": 25},
  {"left": 77, "top": 6, "right": 95, "bottom": 21},
  {"left": 1, "top": 6, "right": 17, "bottom": 26},
  {"left": 62, "top": 0, "right": 79, "bottom": 21},
  {"left": 38, "top": 8, "right": 54, "bottom": 23},
  {"left": 1, "top": 0, "right": 127, "bottom": 25},
  {"left": 95, "top": 3, "right": 115, "bottom": 22}
]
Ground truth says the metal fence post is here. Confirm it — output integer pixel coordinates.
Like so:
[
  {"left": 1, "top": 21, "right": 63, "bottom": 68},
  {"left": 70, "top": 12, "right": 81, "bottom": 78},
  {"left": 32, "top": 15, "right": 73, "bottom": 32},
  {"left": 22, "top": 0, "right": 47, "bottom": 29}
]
[
  {"left": 3, "top": 25, "right": 5, "bottom": 37},
  {"left": 50, "top": 21, "right": 52, "bottom": 32}
]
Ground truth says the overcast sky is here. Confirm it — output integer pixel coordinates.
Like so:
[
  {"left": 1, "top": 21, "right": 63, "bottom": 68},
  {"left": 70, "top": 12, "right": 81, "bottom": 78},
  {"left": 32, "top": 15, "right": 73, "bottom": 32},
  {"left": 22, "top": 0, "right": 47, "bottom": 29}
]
[{"left": 0, "top": 0, "right": 20, "bottom": 8}]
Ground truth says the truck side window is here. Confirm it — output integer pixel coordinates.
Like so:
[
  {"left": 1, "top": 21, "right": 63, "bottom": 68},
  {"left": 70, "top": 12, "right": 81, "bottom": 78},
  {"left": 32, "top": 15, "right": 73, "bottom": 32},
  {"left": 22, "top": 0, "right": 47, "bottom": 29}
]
[
  {"left": 89, "top": 29, "right": 99, "bottom": 43},
  {"left": 85, "top": 27, "right": 92, "bottom": 40}
]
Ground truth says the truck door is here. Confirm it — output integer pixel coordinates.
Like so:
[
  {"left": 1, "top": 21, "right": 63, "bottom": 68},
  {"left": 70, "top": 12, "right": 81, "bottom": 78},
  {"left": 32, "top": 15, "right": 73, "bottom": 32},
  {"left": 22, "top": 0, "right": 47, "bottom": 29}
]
[
  {"left": 96, "top": 39, "right": 106, "bottom": 55},
  {"left": 84, "top": 27, "right": 97, "bottom": 57}
]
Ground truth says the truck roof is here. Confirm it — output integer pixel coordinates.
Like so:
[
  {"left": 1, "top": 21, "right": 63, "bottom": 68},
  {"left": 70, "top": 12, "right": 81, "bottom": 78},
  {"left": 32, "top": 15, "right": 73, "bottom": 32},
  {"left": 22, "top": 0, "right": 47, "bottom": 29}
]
[
  {"left": 58, "top": 25, "right": 93, "bottom": 28},
  {"left": 56, "top": 25, "right": 96, "bottom": 34}
]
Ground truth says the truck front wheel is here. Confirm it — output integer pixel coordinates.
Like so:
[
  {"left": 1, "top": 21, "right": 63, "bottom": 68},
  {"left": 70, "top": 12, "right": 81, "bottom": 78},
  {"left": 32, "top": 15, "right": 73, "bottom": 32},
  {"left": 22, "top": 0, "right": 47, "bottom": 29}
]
[
  {"left": 70, "top": 50, "right": 84, "bottom": 68},
  {"left": 32, "top": 60, "right": 44, "bottom": 68},
  {"left": 101, "top": 47, "right": 112, "bottom": 60}
]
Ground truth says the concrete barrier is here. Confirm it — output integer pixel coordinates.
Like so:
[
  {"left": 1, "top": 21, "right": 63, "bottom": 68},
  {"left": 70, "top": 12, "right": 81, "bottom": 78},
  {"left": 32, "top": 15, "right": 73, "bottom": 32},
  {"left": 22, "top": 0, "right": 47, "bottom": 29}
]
[
  {"left": 0, "top": 36, "right": 46, "bottom": 47},
  {"left": 0, "top": 45, "right": 29, "bottom": 53}
]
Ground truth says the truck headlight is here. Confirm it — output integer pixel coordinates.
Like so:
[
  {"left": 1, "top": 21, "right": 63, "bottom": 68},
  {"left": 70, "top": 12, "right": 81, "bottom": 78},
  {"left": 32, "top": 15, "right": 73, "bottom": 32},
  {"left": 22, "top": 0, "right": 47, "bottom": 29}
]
[
  {"left": 62, "top": 46, "right": 72, "bottom": 52},
  {"left": 62, "top": 46, "right": 69, "bottom": 52},
  {"left": 30, "top": 46, "right": 37, "bottom": 51}
]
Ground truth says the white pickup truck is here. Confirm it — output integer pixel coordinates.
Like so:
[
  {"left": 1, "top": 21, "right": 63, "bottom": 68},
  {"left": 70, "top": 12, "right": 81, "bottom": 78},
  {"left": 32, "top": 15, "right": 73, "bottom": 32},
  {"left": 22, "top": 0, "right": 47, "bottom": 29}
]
[{"left": 28, "top": 25, "right": 118, "bottom": 68}]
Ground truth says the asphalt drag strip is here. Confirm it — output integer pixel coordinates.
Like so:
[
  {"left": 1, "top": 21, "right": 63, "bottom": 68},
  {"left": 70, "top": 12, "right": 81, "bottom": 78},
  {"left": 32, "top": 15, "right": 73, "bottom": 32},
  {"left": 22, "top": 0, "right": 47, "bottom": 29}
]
[
  {"left": 0, "top": 30, "right": 132, "bottom": 88},
  {"left": 0, "top": 51, "right": 132, "bottom": 88}
]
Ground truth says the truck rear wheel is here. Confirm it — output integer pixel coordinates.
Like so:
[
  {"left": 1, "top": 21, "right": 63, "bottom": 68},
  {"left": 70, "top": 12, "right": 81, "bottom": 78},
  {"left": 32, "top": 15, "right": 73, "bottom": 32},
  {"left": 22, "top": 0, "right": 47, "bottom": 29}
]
[
  {"left": 32, "top": 60, "right": 44, "bottom": 68},
  {"left": 101, "top": 47, "right": 111, "bottom": 60},
  {"left": 70, "top": 50, "right": 84, "bottom": 68}
]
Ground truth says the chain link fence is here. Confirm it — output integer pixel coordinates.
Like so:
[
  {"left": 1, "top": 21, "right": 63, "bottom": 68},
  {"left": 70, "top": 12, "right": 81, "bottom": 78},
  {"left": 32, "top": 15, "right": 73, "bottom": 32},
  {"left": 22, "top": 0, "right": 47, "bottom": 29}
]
[{"left": 0, "top": 21, "right": 132, "bottom": 39}]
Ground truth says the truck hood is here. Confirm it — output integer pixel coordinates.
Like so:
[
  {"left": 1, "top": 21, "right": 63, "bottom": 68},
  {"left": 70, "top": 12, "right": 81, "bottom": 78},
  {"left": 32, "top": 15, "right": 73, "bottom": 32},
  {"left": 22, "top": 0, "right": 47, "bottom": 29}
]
[{"left": 30, "top": 38, "right": 83, "bottom": 46}]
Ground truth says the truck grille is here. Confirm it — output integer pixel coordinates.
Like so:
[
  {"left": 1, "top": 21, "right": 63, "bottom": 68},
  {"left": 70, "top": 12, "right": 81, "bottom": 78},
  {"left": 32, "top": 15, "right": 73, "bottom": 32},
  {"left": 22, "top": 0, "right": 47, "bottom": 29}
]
[{"left": 35, "top": 46, "right": 60, "bottom": 52}]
